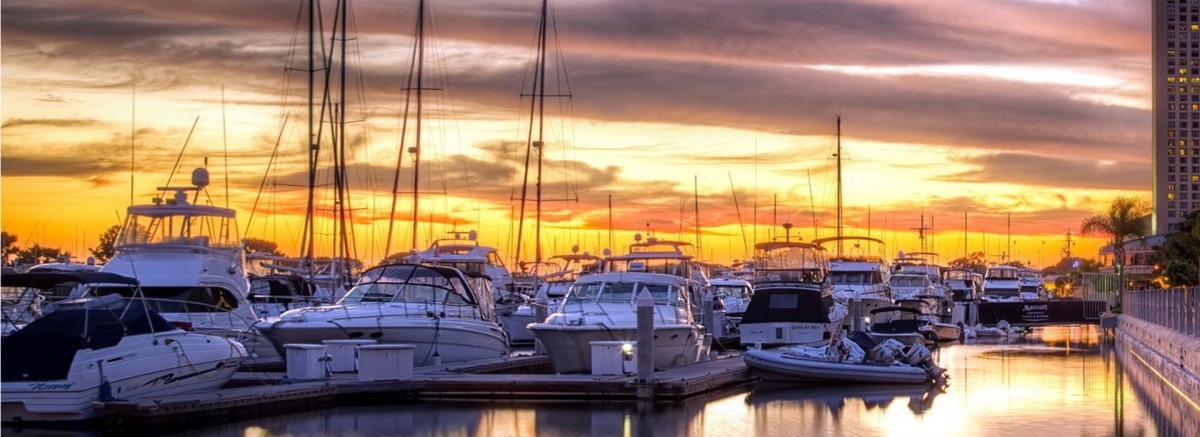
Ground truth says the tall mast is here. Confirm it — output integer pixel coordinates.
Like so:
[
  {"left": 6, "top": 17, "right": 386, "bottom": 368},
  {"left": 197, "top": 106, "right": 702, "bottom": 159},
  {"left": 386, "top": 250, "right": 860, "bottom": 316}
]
[
  {"left": 534, "top": 0, "right": 548, "bottom": 263},
  {"left": 302, "top": 0, "right": 320, "bottom": 280},
  {"left": 410, "top": 0, "right": 426, "bottom": 251},
  {"left": 835, "top": 115, "right": 843, "bottom": 256}
]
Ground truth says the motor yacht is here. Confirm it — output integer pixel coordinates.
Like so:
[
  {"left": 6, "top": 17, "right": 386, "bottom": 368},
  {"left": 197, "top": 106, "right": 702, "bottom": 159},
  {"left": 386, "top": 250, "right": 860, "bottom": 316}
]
[{"left": 257, "top": 263, "right": 509, "bottom": 367}]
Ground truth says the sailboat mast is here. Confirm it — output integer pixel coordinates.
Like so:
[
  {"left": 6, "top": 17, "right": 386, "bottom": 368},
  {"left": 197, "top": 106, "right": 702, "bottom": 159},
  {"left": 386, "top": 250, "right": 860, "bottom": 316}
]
[
  {"left": 410, "top": 0, "right": 426, "bottom": 250},
  {"left": 836, "top": 115, "right": 843, "bottom": 256},
  {"left": 303, "top": 0, "right": 319, "bottom": 279},
  {"left": 534, "top": 0, "right": 548, "bottom": 263}
]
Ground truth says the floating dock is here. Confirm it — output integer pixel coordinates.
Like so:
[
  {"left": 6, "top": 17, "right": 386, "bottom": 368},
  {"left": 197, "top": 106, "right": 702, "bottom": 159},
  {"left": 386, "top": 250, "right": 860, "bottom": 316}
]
[{"left": 93, "top": 355, "right": 754, "bottom": 433}]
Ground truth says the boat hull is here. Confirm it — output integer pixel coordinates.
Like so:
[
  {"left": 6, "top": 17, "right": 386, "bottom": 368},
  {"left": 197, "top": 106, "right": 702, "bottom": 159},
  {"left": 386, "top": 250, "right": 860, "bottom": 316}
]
[
  {"left": 742, "top": 348, "right": 930, "bottom": 384},
  {"left": 923, "top": 322, "right": 962, "bottom": 341},
  {"left": 527, "top": 323, "right": 703, "bottom": 374},
  {"left": 2, "top": 332, "right": 244, "bottom": 423},
  {"left": 258, "top": 317, "right": 509, "bottom": 367}
]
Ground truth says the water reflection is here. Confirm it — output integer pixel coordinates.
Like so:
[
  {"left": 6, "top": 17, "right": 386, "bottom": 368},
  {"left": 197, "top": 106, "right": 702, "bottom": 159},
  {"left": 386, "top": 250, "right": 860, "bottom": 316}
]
[{"left": 128, "top": 326, "right": 1200, "bottom": 436}]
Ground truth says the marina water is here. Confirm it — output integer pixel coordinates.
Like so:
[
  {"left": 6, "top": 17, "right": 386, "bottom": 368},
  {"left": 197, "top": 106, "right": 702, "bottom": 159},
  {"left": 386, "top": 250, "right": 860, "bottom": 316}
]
[{"left": 131, "top": 326, "right": 1196, "bottom": 436}]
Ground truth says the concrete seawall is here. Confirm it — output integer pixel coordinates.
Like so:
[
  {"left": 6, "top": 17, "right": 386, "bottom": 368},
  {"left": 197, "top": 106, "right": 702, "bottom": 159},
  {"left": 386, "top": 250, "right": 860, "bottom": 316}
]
[{"left": 1111, "top": 314, "right": 1200, "bottom": 404}]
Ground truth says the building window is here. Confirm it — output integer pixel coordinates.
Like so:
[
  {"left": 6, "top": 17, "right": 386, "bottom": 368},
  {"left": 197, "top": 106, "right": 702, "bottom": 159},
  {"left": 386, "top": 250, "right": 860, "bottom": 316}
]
[
  {"left": 1171, "top": 166, "right": 1178, "bottom": 172},
  {"left": 1170, "top": 211, "right": 1177, "bottom": 218}
]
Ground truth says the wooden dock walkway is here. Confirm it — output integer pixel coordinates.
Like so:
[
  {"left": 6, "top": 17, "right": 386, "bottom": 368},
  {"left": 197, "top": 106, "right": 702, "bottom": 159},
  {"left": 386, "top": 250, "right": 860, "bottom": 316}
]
[{"left": 94, "top": 355, "right": 755, "bottom": 433}]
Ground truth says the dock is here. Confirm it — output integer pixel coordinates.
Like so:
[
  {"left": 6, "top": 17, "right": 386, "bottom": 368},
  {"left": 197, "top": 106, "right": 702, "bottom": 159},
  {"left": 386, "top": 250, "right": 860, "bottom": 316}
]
[{"left": 94, "top": 355, "right": 755, "bottom": 433}]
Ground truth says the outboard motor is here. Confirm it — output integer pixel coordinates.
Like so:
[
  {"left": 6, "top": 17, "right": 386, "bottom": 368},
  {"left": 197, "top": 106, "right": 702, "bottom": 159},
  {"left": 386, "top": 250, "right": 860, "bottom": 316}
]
[{"left": 904, "top": 343, "right": 949, "bottom": 385}]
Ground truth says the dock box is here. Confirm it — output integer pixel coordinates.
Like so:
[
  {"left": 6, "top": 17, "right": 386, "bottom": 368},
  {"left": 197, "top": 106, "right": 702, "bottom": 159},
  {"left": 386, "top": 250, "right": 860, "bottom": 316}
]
[
  {"left": 358, "top": 344, "right": 416, "bottom": 382},
  {"left": 284, "top": 343, "right": 328, "bottom": 380},
  {"left": 322, "top": 339, "right": 378, "bottom": 373},
  {"left": 590, "top": 341, "right": 636, "bottom": 375}
]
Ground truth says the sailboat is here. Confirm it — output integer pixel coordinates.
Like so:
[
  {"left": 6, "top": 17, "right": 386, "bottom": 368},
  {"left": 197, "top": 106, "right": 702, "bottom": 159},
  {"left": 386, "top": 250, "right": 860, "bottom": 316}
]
[{"left": 258, "top": 0, "right": 510, "bottom": 366}]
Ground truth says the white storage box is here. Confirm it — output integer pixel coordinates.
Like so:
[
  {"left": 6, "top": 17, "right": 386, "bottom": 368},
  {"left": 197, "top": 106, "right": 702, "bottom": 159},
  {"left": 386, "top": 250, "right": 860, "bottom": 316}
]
[
  {"left": 284, "top": 343, "right": 328, "bottom": 380},
  {"left": 358, "top": 344, "right": 416, "bottom": 382},
  {"left": 590, "top": 341, "right": 636, "bottom": 376},
  {"left": 322, "top": 339, "right": 378, "bottom": 373}
]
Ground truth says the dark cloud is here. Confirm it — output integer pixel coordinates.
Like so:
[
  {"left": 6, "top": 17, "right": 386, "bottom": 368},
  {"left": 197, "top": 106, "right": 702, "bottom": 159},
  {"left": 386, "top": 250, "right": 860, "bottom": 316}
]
[
  {"left": 937, "top": 152, "right": 1149, "bottom": 190},
  {"left": 1, "top": 118, "right": 104, "bottom": 129}
]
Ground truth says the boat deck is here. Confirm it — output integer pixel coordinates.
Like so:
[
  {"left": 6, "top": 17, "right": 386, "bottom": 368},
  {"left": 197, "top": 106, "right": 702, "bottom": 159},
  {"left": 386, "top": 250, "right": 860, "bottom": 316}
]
[{"left": 94, "top": 354, "right": 754, "bottom": 433}]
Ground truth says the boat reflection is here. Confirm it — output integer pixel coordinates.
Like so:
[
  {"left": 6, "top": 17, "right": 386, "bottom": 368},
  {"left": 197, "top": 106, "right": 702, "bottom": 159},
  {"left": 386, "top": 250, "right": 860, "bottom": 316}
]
[{"left": 745, "top": 382, "right": 944, "bottom": 417}]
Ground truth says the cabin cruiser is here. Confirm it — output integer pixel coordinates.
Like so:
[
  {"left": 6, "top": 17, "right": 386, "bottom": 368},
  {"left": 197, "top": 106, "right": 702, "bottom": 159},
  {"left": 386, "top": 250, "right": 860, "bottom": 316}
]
[
  {"left": 501, "top": 252, "right": 604, "bottom": 345},
  {"left": 893, "top": 252, "right": 951, "bottom": 298},
  {"left": 245, "top": 253, "right": 359, "bottom": 303},
  {"left": 1017, "top": 268, "right": 1046, "bottom": 301},
  {"left": 982, "top": 265, "right": 1021, "bottom": 302},
  {"left": 888, "top": 272, "right": 937, "bottom": 301},
  {"left": 257, "top": 263, "right": 509, "bottom": 367},
  {"left": 814, "top": 236, "right": 893, "bottom": 322},
  {"left": 402, "top": 231, "right": 522, "bottom": 343},
  {"left": 866, "top": 306, "right": 932, "bottom": 346},
  {"left": 707, "top": 276, "right": 754, "bottom": 343},
  {"left": 739, "top": 237, "right": 844, "bottom": 348},
  {"left": 895, "top": 298, "right": 961, "bottom": 342},
  {"left": 526, "top": 271, "right": 704, "bottom": 373},
  {"left": 943, "top": 268, "right": 983, "bottom": 302},
  {"left": 86, "top": 170, "right": 279, "bottom": 367},
  {"left": 2, "top": 297, "right": 244, "bottom": 424}
]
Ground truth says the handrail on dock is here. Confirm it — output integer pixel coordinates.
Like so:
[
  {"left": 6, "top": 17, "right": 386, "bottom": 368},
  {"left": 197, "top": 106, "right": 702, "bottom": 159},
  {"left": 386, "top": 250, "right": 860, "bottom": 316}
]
[{"left": 1123, "top": 287, "right": 1198, "bottom": 337}]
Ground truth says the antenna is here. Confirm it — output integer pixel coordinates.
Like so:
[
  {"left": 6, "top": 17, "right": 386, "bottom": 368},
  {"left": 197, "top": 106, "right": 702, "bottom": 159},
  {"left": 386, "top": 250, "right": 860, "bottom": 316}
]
[{"left": 130, "top": 83, "right": 136, "bottom": 206}]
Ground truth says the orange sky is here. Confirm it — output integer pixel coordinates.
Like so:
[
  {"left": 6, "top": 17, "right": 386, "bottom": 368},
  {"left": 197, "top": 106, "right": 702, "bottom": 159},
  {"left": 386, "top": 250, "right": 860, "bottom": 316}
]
[{"left": 1, "top": 0, "right": 1147, "bottom": 268}]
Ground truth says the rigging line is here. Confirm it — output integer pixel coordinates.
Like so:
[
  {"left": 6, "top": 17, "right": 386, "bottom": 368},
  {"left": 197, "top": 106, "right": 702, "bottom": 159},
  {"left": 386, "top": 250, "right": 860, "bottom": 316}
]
[
  {"left": 728, "top": 172, "right": 749, "bottom": 259},
  {"left": 222, "top": 85, "right": 230, "bottom": 210},
  {"left": 384, "top": 13, "right": 421, "bottom": 261},
  {"left": 161, "top": 116, "right": 201, "bottom": 195}
]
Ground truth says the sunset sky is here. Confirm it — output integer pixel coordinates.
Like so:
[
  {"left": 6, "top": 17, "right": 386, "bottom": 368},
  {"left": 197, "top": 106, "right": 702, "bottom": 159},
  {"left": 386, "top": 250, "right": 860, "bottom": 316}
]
[{"left": 0, "top": 0, "right": 1150, "bottom": 268}]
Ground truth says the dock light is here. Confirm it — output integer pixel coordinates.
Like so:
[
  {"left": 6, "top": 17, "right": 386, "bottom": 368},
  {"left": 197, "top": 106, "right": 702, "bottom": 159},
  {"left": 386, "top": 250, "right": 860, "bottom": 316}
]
[{"left": 621, "top": 343, "right": 634, "bottom": 362}]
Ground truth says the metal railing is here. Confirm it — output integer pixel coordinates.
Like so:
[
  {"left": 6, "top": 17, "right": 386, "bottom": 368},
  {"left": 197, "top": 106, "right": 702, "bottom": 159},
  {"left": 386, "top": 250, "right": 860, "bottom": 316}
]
[{"left": 1123, "top": 287, "right": 1198, "bottom": 337}]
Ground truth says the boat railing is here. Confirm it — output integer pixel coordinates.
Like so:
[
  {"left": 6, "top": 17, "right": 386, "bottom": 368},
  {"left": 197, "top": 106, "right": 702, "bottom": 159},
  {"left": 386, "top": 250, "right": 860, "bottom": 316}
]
[{"left": 290, "top": 300, "right": 484, "bottom": 323}]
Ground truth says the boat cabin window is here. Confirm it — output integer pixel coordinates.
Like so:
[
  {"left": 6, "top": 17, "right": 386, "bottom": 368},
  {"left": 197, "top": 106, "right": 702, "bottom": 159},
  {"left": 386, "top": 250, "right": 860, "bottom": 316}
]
[
  {"left": 89, "top": 286, "right": 241, "bottom": 312},
  {"left": 341, "top": 269, "right": 473, "bottom": 306},
  {"left": 986, "top": 268, "right": 1019, "bottom": 279},
  {"left": 340, "top": 281, "right": 471, "bottom": 305},
  {"left": 711, "top": 284, "right": 751, "bottom": 299},
  {"left": 755, "top": 269, "right": 825, "bottom": 283},
  {"left": 889, "top": 276, "right": 928, "bottom": 288},
  {"left": 566, "top": 281, "right": 686, "bottom": 307},
  {"left": 830, "top": 271, "right": 882, "bottom": 285},
  {"left": 117, "top": 211, "right": 237, "bottom": 248},
  {"left": 436, "top": 261, "right": 486, "bottom": 277},
  {"left": 768, "top": 293, "right": 799, "bottom": 309},
  {"left": 607, "top": 258, "right": 690, "bottom": 278}
]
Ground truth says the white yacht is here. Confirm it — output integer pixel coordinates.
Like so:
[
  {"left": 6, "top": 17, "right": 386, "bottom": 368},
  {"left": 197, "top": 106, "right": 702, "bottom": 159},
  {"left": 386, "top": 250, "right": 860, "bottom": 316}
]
[
  {"left": 943, "top": 267, "right": 983, "bottom": 302},
  {"left": 256, "top": 263, "right": 509, "bottom": 367},
  {"left": 527, "top": 271, "right": 704, "bottom": 374},
  {"left": 739, "top": 236, "right": 843, "bottom": 348},
  {"left": 888, "top": 272, "right": 937, "bottom": 301},
  {"left": 814, "top": 236, "right": 892, "bottom": 320},
  {"left": 2, "top": 299, "right": 243, "bottom": 424},
  {"left": 1018, "top": 268, "right": 1046, "bottom": 301},
  {"left": 88, "top": 169, "right": 280, "bottom": 367},
  {"left": 982, "top": 265, "right": 1022, "bottom": 302},
  {"left": 501, "top": 252, "right": 604, "bottom": 345},
  {"left": 707, "top": 276, "right": 754, "bottom": 343},
  {"left": 403, "top": 231, "right": 520, "bottom": 344}
]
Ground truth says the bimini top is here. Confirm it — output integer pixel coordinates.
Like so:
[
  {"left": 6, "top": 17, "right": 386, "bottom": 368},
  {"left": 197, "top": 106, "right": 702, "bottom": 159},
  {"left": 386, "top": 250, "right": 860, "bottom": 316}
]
[
  {"left": 343, "top": 263, "right": 480, "bottom": 306},
  {"left": 1, "top": 271, "right": 139, "bottom": 289}
]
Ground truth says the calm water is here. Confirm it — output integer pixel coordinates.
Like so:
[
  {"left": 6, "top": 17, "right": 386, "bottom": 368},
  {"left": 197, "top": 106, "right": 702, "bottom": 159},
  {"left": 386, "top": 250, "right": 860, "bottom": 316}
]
[{"left": 13, "top": 326, "right": 1197, "bottom": 437}]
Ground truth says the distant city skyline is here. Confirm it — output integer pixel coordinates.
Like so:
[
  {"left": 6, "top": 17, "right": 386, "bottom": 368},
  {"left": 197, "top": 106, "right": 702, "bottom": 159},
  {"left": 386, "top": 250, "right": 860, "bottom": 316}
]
[{"left": 1, "top": 0, "right": 1149, "bottom": 267}]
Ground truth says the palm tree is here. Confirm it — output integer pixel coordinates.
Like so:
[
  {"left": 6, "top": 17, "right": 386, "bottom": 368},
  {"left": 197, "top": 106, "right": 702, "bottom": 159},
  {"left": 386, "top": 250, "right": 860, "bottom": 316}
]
[{"left": 1080, "top": 196, "right": 1150, "bottom": 297}]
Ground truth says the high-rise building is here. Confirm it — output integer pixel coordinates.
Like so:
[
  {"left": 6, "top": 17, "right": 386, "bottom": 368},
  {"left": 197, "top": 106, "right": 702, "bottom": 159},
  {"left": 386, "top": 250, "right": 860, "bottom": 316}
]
[{"left": 1154, "top": 0, "right": 1200, "bottom": 234}]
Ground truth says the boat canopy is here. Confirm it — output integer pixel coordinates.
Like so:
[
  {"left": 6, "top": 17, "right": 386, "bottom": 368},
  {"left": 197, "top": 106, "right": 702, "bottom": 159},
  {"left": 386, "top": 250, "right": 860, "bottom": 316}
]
[
  {"left": 1, "top": 271, "right": 139, "bottom": 289},
  {"left": 1, "top": 305, "right": 175, "bottom": 381},
  {"left": 739, "top": 288, "right": 832, "bottom": 325},
  {"left": 340, "top": 264, "right": 492, "bottom": 318}
]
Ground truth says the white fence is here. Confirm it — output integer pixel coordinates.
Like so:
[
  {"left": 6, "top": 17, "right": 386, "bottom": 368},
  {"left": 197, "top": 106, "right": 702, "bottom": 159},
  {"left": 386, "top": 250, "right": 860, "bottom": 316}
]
[{"left": 1123, "top": 288, "right": 1199, "bottom": 337}]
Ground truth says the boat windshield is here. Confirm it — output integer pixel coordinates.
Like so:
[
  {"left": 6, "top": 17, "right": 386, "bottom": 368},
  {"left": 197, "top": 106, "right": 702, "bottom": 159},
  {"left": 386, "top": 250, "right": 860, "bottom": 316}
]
[
  {"left": 944, "top": 269, "right": 974, "bottom": 281},
  {"left": 830, "top": 271, "right": 883, "bottom": 285},
  {"left": 565, "top": 281, "right": 686, "bottom": 307},
  {"left": 711, "top": 284, "right": 751, "bottom": 299},
  {"left": 890, "top": 276, "right": 928, "bottom": 288},
  {"left": 986, "top": 268, "right": 1019, "bottom": 279},
  {"left": 117, "top": 206, "right": 238, "bottom": 249},
  {"left": 607, "top": 258, "right": 690, "bottom": 277},
  {"left": 339, "top": 266, "right": 474, "bottom": 306}
]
